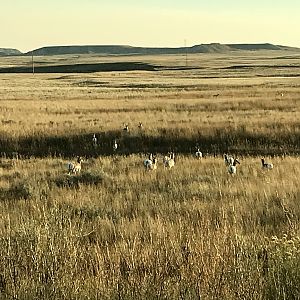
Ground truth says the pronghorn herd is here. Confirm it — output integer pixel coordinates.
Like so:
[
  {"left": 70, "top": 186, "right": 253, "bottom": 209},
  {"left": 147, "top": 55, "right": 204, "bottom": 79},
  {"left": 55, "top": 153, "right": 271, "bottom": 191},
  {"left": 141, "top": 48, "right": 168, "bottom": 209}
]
[
  {"left": 91, "top": 122, "right": 144, "bottom": 153},
  {"left": 69, "top": 129, "right": 276, "bottom": 176},
  {"left": 143, "top": 152, "right": 175, "bottom": 171},
  {"left": 223, "top": 154, "right": 274, "bottom": 175},
  {"left": 66, "top": 152, "right": 274, "bottom": 176}
]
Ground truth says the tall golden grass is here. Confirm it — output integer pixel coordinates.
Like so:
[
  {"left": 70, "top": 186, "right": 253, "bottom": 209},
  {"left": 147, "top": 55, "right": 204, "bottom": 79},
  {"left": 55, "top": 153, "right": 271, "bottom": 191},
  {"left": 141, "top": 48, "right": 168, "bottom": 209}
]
[
  {"left": 0, "top": 52, "right": 300, "bottom": 299},
  {"left": 1, "top": 155, "right": 300, "bottom": 299}
]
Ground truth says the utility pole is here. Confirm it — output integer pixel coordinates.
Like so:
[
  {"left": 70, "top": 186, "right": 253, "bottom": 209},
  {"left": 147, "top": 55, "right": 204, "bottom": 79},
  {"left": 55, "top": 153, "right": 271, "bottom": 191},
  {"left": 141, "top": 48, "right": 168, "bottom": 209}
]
[
  {"left": 32, "top": 53, "right": 35, "bottom": 75},
  {"left": 184, "top": 39, "right": 188, "bottom": 67}
]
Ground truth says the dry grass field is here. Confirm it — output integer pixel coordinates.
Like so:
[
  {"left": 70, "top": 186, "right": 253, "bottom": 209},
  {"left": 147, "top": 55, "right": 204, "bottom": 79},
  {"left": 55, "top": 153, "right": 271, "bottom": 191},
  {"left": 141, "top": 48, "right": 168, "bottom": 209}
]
[{"left": 0, "top": 51, "right": 300, "bottom": 299}]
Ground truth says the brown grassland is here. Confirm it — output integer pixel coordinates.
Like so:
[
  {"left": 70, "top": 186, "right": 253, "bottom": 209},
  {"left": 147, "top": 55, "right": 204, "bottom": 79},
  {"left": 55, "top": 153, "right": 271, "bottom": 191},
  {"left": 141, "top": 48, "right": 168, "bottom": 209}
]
[{"left": 0, "top": 51, "right": 300, "bottom": 299}]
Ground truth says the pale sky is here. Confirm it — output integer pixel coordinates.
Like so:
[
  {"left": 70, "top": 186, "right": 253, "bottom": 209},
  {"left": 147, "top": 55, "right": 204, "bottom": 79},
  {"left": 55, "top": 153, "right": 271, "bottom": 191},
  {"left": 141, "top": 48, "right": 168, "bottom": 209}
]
[{"left": 1, "top": 0, "right": 300, "bottom": 52}]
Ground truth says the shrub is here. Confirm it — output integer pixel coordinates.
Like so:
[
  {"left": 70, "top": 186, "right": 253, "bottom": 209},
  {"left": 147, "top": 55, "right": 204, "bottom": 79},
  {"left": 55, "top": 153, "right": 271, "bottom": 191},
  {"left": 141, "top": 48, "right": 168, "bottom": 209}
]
[
  {"left": 54, "top": 170, "right": 109, "bottom": 188},
  {"left": 0, "top": 180, "right": 33, "bottom": 201}
]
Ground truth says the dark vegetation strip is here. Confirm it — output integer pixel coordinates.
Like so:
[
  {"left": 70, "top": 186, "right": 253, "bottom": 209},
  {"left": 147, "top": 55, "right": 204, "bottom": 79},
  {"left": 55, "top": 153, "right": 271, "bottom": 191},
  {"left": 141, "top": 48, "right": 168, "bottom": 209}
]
[
  {"left": 38, "top": 102, "right": 298, "bottom": 115},
  {"left": 0, "top": 62, "right": 157, "bottom": 73},
  {"left": 0, "top": 129, "right": 299, "bottom": 158},
  {"left": 0, "top": 62, "right": 200, "bottom": 73},
  {"left": 71, "top": 82, "right": 265, "bottom": 90}
]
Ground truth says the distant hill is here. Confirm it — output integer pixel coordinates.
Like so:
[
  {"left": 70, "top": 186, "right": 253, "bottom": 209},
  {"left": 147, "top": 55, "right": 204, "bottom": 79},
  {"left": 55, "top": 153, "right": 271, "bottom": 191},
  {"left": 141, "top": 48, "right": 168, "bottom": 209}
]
[
  {"left": 0, "top": 43, "right": 299, "bottom": 57},
  {"left": 0, "top": 48, "right": 22, "bottom": 56},
  {"left": 227, "top": 43, "right": 300, "bottom": 51},
  {"left": 25, "top": 43, "right": 300, "bottom": 56}
]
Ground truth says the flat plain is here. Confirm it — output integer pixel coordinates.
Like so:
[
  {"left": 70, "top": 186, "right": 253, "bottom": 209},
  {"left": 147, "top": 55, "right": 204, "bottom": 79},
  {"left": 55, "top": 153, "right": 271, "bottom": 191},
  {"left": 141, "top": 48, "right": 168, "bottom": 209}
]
[{"left": 0, "top": 50, "right": 300, "bottom": 299}]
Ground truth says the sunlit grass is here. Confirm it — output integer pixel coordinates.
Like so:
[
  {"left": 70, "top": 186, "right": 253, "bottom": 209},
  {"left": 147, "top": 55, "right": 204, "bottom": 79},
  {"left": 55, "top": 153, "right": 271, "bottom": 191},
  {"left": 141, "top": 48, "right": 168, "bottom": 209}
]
[
  {"left": 0, "top": 52, "right": 299, "bottom": 299},
  {"left": 0, "top": 155, "right": 300, "bottom": 298}
]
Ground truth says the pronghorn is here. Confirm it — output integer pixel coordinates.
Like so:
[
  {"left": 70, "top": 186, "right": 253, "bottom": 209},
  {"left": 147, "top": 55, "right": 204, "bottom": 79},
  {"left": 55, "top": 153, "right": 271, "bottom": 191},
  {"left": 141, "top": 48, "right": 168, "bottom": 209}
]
[
  {"left": 163, "top": 152, "right": 175, "bottom": 169},
  {"left": 144, "top": 154, "right": 157, "bottom": 171},
  {"left": 92, "top": 134, "right": 97, "bottom": 147},
  {"left": 138, "top": 122, "right": 143, "bottom": 130},
  {"left": 228, "top": 158, "right": 240, "bottom": 175},
  {"left": 67, "top": 156, "right": 83, "bottom": 175},
  {"left": 123, "top": 124, "right": 129, "bottom": 132},
  {"left": 195, "top": 148, "right": 203, "bottom": 159},
  {"left": 113, "top": 139, "right": 118, "bottom": 152},
  {"left": 261, "top": 158, "right": 273, "bottom": 170},
  {"left": 224, "top": 154, "right": 234, "bottom": 167},
  {"left": 276, "top": 92, "right": 284, "bottom": 98}
]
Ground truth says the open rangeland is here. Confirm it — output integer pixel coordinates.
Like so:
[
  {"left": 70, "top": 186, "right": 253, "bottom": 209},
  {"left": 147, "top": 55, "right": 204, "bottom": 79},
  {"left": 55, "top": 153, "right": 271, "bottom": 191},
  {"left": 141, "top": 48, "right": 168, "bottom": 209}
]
[{"left": 0, "top": 51, "right": 300, "bottom": 299}]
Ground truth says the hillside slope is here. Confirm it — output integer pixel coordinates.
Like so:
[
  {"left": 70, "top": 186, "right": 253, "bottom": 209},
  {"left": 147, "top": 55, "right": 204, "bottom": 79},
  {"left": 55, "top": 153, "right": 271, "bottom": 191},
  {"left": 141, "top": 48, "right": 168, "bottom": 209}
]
[
  {"left": 25, "top": 43, "right": 300, "bottom": 56},
  {"left": 0, "top": 48, "right": 22, "bottom": 56}
]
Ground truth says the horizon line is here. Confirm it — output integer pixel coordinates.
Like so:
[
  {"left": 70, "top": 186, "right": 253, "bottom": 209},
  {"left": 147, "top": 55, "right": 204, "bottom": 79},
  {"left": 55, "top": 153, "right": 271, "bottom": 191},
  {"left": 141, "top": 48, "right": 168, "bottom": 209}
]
[{"left": 3, "top": 42, "right": 300, "bottom": 54}]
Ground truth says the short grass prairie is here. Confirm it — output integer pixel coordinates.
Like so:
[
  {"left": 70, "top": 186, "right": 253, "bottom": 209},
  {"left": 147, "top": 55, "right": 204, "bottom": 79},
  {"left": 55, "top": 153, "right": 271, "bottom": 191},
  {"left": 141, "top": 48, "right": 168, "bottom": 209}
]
[{"left": 0, "top": 51, "right": 300, "bottom": 299}]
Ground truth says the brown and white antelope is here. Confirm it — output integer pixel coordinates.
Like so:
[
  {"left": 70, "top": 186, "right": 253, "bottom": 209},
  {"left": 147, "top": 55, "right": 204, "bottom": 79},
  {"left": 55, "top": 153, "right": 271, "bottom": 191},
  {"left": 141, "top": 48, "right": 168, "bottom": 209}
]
[
  {"left": 92, "top": 134, "right": 97, "bottom": 147},
  {"left": 228, "top": 158, "right": 240, "bottom": 175},
  {"left": 261, "top": 158, "right": 273, "bottom": 170},
  {"left": 123, "top": 124, "right": 129, "bottom": 132},
  {"left": 67, "top": 156, "right": 83, "bottom": 175},
  {"left": 163, "top": 152, "right": 175, "bottom": 169},
  {"left": 113, "top": 139, "right": 118, "bottom": 152},
  {"left": 195, "top": 148, "right": 203, "bottom": 159},
  {"left": 144, "top": 154, "right": 157, "bottom": 171},
  {"left": 224, "top": 154, "right": 234, "bottom": 167}
]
